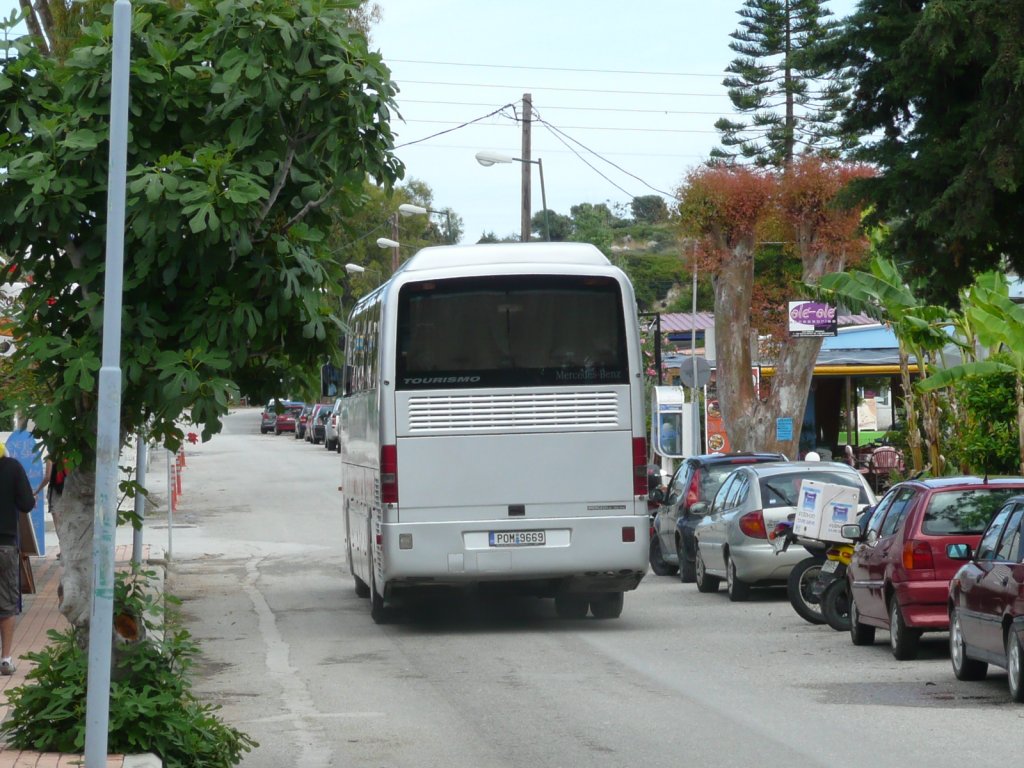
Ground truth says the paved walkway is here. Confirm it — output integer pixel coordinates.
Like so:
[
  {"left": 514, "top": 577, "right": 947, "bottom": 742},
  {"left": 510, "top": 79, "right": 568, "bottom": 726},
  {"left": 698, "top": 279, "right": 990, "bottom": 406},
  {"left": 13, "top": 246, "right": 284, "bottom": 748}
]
[{"left": 0, "top": 546, "right": 142, "bottom": 767}]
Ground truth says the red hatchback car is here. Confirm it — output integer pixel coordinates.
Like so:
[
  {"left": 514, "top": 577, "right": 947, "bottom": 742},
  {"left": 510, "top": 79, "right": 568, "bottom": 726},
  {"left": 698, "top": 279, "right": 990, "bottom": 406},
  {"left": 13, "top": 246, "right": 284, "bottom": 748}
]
[
  {"left": 947, "top": 494, "right": 1024, "bottom": 702},
  {"left": 845, "top": 476, "right": 1024, "bottom": 660}
]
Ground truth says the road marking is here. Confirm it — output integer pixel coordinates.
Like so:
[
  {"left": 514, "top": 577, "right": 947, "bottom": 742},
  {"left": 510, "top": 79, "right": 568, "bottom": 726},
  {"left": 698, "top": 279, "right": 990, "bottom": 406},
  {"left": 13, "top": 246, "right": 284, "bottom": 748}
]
[{"left": 244, "top": 556, "right": 333, "bottom": 766}]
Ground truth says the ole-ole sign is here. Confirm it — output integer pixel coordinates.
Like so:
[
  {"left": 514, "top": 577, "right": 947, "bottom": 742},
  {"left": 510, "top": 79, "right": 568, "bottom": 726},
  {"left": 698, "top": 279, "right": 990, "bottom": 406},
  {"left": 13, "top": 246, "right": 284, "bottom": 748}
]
[{"left": 788, "top": 301, "right": 837, "bottom": 337}]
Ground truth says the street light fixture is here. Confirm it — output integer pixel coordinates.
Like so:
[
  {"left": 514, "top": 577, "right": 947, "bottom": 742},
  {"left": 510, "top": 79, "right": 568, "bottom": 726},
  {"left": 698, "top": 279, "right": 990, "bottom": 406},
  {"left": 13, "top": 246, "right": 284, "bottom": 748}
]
[
  {"left": 398, "top": 203, "right": 454, "bottom": 243},
  {"left": 475, "top": 150, "right": 550, "bottom": 242}
]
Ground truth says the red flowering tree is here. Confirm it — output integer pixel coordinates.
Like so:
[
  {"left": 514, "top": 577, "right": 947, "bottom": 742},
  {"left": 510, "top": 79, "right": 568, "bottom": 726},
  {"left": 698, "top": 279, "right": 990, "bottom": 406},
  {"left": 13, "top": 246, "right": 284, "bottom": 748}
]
[{"left": 678, "top": 157, "right": 873, "bottom": 455}]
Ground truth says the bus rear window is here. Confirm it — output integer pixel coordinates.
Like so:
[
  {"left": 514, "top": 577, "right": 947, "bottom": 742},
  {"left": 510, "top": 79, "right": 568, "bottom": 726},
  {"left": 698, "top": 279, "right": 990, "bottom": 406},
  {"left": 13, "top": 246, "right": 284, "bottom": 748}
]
[{"left": 396, "top": 275, "right": 628, "bottom": 389}]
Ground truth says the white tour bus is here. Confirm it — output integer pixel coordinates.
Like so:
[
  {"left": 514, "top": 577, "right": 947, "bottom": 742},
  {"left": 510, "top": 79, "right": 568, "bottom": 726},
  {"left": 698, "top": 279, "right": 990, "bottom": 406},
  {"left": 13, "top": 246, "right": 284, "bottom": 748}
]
[{"left": 340, "top": 242, "right": 649, "bottom": 622}]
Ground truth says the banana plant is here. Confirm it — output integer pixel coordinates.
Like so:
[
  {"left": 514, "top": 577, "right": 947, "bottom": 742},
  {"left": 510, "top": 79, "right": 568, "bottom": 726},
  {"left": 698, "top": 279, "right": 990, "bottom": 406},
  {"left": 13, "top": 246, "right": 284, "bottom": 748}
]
[
  {"left": 918, "top": 272, "right": 1024, "bottom": 474},
  {"left": 815, "top": 255, "right": 956, "bottom": 473}
]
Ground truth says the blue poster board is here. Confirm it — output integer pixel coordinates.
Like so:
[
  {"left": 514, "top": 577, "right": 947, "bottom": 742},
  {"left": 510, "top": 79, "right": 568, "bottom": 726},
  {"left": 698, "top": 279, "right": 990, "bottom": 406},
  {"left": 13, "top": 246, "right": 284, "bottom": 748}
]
[
  {"left": 5, "top": 430, "right": 45, "bottom": 556},
  {"left": 776, "top": 417, "right": 794, "bottom": 442}
]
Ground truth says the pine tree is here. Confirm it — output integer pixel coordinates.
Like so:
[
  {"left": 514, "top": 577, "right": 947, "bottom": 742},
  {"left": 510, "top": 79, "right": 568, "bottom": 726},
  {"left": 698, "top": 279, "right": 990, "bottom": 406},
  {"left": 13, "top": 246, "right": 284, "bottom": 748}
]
[{"left": 712, "top": 0, "right": 854, "bottom": 168}]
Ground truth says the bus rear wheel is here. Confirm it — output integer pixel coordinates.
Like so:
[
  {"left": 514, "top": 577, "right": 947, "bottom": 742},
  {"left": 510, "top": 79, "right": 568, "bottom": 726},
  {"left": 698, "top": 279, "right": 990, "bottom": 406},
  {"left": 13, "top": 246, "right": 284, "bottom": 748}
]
[
  {"left": 354, "top": 575, "right": 370, "bottom": 599},
  {"left": 589, "top": 592, "right": 624, "bottom": 619},
  {"left": 369, "top": 550, "right": 388, "bottom": 624},
  {"left": 554, "top": 594, "right": 588, "bottom": 619}
]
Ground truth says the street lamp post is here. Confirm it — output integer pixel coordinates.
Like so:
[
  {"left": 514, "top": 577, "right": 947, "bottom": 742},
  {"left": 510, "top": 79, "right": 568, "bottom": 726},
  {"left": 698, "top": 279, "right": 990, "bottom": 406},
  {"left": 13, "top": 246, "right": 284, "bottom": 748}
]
[
  {"left": 398, "top": 203, "right": 453, "bottom": 244},
  {"left": 475, "top": 151, "right": 550, "bottom": 242}
]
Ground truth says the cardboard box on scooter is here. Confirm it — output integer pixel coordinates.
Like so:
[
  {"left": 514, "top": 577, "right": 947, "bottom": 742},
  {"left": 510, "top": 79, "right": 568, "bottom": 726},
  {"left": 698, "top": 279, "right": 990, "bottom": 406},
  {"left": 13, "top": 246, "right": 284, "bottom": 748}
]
[{"left": 792, "top": 480, "right": 860, "bottom": 543}]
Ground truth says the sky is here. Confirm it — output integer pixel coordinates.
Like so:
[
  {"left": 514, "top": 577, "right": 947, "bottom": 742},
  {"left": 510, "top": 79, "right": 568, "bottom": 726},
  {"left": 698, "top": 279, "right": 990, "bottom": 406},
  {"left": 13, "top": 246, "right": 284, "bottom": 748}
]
[
  {"left": 0, "top": 0, "right": 859, "bottom": 244},
  {"left": 370, "top": 0, "right": 859, "bottom": 243}
]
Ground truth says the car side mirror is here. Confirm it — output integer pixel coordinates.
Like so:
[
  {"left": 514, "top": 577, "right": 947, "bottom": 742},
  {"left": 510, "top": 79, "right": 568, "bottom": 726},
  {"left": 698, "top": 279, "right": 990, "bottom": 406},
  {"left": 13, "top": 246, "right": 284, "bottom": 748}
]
[
  {"left": 946, "top": 543, "right": 972, "bottom": 561},
  {"left": 840, "top": 523, "right": 864, "bottom": 542},
  {"left": 689, "top": 501, "right": 709, "bottom": 517},
  {"left": 648, "top": 487, "right": 666, "bottom": 504}
]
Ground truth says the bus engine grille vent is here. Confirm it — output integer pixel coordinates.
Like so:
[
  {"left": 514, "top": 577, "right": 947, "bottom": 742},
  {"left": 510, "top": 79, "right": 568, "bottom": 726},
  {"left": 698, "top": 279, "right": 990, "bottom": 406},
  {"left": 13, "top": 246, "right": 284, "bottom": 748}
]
[{"left": 406, "top": 391, "right": 620, "bottom": 432}]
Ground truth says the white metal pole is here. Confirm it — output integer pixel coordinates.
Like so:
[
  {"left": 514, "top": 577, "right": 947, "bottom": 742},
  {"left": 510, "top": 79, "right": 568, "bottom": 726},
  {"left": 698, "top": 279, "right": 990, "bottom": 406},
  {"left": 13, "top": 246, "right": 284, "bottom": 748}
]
[
  {"left": 132, "top": 432, "right": 146, "bottom": 566},
  {"left": 691, "top": 242, "right": 701, "bottom": 456},
  {"left": 85, "top": 1, "right": 131, "bottom": 764},
  {"left": 166, "top": 449, "right": 173, "bottom": 561}
]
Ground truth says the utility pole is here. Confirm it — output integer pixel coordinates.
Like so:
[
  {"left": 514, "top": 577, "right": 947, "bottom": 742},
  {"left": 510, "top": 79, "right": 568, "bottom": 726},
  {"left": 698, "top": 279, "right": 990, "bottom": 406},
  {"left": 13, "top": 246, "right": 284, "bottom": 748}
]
[{"left": 520, "top": 93, "right": 532, "bottom": 242}]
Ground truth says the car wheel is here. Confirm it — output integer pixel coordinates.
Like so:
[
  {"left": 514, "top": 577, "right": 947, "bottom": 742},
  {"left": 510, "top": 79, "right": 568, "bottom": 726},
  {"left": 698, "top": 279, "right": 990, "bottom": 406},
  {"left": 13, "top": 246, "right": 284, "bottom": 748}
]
[
  {"left": 554, "top": 593, "right": 588, "bottom": 619},
  {"left": 889, "top": 599, "right": 921, "bottom": 660},
  {"left": 821, "top": 579, "right": 852, "bottom": 632},
  {"left": 726, "top": 556, "right": 751, "bottom": 602},
  {"left": 694, "top": 545, "right": 720, "bottom": 593},
  {"left": 849, "top": 593, "right": 876, "bottom": 646},
  {"left": 786, "top": 558, "right": 826, "bottom": 625},
  {"left": 649, "top": 538, "right": 678, "bottom": 576},
  {"left": 1007, "top": 630, "right": 1024, "bottom": 702},
  {"left": 274, "top": 425, "right": 281, "bottom": 436},
  {"left": 949, "top": 608, "right": 987, "bottom": 680},
  {"left": 677, "top": 538, "right": 696, "bottom": 584},
  {"left": 589, "top": 592, "right": 624, "bottom": 619}
]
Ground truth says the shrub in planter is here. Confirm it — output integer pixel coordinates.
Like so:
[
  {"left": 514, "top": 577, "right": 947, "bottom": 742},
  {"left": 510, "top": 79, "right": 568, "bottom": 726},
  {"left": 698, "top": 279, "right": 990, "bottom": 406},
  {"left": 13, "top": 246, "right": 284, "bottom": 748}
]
[{"left": 0, "top": 567, "right": 256, "bottom": 767}]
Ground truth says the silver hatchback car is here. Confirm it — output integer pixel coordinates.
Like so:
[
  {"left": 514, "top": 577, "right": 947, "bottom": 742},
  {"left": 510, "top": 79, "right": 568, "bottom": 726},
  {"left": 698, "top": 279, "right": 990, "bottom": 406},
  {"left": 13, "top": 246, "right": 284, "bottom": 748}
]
[{"left": 694, "top": 461, "right": 875, "bottom": 601}]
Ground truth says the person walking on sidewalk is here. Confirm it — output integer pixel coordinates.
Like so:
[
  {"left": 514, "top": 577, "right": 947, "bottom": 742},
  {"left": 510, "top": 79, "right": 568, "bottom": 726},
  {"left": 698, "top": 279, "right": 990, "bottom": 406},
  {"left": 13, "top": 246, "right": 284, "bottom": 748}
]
[{"left": 0, "top": 442, "right": 36, "bottom": 675}]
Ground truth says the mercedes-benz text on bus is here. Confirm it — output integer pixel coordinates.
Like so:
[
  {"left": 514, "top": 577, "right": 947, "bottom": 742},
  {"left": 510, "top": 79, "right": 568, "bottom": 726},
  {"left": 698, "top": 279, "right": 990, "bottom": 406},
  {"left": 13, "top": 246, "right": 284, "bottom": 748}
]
[{"left": 341, "top": 242, "right": 649, "bottom": 623}]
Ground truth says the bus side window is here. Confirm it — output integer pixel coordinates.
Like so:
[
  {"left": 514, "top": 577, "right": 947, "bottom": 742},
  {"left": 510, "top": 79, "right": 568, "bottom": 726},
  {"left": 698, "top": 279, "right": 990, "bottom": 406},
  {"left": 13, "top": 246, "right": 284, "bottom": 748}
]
[{"left": 343, "top": 364, "right": 354, "bottom": 397}]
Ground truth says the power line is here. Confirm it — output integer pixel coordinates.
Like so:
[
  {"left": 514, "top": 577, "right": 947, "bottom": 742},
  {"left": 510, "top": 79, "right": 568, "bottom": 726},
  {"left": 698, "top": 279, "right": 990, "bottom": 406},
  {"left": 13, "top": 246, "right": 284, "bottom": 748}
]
[
  {"left": 394, "top": 141, "right": 708, "bottom": 160},
  {"left": 537, "top": 116, "right": 684, "bottom": 201},
  {"left": 399, "top": 80, "right": 730, "bottom": 98},
  {"left": 401, "top": 119, "right": 718, "bottom": 135},
  {"left": 393, "top": 103, "right": 517, "bottom": 149},
  {"left": 400, "top": 99, "right": 728, "bottom": 117},
  {"left": 388, "top": 58, "right": 726, "bottom": 79}
]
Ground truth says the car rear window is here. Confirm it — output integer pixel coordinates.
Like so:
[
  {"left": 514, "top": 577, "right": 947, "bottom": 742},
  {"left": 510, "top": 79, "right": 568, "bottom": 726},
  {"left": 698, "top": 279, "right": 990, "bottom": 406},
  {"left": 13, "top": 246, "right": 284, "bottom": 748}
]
[
  {"left": 921, "top": 488, "right": 1023, "bottom": 535},
  {"left": 702, "top": 460, "right": 780, "bottom": 500}
]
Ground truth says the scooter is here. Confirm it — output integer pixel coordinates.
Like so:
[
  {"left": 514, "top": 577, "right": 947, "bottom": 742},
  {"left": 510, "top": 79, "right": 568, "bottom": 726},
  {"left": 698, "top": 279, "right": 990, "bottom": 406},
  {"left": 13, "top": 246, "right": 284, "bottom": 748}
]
[{"left": 768, "top": 519, "right": 827, "bottom": 625}]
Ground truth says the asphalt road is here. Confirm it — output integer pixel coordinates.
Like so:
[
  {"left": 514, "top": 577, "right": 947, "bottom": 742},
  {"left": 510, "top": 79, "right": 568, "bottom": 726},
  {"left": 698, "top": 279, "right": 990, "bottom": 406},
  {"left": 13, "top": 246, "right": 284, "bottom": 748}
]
[{"left": 169, "top": 408, "right": 1024, "bottom": 768}]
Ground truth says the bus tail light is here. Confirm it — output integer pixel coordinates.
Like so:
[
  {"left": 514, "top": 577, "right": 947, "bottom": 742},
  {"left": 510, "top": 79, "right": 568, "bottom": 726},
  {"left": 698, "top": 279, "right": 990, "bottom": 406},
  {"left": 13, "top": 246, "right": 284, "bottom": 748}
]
[
  {"left": 381, "top": 444, "right": 398, "bottom": 504},
  {"left": 633, "top": 437, "right": 648, "bottom": 496}
]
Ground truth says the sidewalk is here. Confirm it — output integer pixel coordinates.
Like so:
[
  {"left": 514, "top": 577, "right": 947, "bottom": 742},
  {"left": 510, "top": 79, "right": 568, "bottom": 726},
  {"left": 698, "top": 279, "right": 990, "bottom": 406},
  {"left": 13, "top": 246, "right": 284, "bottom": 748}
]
[{"left": 0, "top": 547, "right": 160, "bottom": 767}]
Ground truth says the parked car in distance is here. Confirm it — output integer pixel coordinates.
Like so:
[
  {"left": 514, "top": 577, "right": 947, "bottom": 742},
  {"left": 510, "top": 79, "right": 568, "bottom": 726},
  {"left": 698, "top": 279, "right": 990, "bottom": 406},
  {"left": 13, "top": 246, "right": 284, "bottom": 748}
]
[
  {"left": 309, "top": 404, "right": 329, "bottom": 445},
  {"left": 273, "top": 402, "right": 305, "bottom": 435},
  {"left": 651, "top": 452, "right": 787, "bottom": 582},
  {"left": 694, "top": 461, "right": 874, "bottom": 602},
  {"left": 260, "top": 404, "right": 277, "bottom": 434},
  {"left": 844, "top": 476, "right": 1024, "bottom": 660},
  {"left": 324, "top": 397, "right": 342, "bottom": 452},
  {"left": 947, "top": 494, "right": 1024, "bottom": 702},
  {"left": 294, "top": 403, "right": 314, "bottom": 440},
  {"left": 261, "top": 399, "right": 298, "bottom": 434}
]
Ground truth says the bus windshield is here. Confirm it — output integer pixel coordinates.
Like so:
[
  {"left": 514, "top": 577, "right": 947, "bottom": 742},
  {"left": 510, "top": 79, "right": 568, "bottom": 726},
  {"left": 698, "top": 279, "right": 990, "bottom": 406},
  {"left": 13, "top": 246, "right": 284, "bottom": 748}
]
[{"left": 396, "top": 274, "right": 628, "bottom": 390}]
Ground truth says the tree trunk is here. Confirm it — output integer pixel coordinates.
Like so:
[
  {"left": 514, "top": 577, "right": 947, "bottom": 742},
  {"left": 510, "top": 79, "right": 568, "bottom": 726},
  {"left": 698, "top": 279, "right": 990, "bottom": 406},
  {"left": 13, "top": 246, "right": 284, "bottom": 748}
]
[
  {"left": 713, "top": 244, "right": 757, "bottom": 449},
  {"left": 897, "top": 341, "right": 925, "bottom": 472},
  {"left": 54, "top": 469, "right": 96, "bottom": 628},
  {"left": 712, "top": 240, "right": 825, "bottom": 456}
]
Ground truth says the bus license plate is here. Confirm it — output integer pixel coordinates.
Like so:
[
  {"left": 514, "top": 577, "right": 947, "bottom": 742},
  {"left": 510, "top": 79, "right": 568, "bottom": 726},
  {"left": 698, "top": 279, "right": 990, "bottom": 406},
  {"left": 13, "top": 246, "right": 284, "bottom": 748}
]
[{"left": 489, "top": 530, "right": 546, "bottom": 547}]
